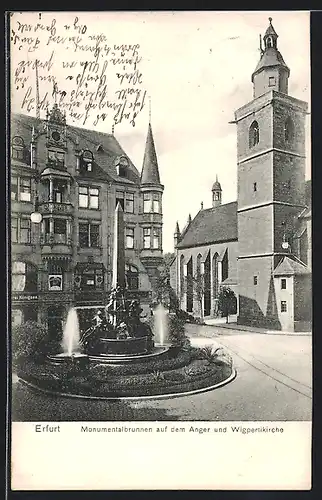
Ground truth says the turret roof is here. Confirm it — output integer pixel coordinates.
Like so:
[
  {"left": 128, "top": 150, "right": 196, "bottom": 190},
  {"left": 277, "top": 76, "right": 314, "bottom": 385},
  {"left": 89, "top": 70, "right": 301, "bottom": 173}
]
[{"left": 141, "top": 122, "right": 161, "bottom": 185}]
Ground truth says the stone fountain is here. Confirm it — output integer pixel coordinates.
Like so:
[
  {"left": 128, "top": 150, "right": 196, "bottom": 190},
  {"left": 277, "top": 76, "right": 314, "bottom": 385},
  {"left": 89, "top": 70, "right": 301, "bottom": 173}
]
[{"left": 48, "top": 203, "right": 169, "bottom": 367}]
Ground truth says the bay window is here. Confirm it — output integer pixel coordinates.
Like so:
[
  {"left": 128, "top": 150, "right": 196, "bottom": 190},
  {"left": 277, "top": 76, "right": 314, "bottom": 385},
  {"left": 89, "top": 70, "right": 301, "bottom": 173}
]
[
  {"left": 152, "top": 193, "right": 161, "bottom": 213},
  {"left": 153, "top": 228, "right": 160, "bottom": 249},
  {"left": 143, "top": 228, "right": 151, "bottom": 249},
  {"left": 143, "top": 193, "right": 152, "bottom": 213}
]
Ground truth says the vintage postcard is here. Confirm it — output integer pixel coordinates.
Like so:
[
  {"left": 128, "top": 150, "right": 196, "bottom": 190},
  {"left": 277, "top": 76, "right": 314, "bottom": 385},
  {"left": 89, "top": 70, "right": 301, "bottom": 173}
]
[{"left": 8, "top": 10, "right": 312, "bottom": 490}]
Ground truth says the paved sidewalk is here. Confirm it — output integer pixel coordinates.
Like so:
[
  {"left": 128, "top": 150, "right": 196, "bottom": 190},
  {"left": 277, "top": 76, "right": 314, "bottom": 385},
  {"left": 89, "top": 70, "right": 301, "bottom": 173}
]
[{"left": 204, "top": 317, "right": 311, "bottom": 336}]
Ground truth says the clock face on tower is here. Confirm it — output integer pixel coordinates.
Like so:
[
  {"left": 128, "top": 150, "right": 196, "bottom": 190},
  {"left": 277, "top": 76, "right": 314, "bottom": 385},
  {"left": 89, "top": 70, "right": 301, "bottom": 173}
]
[{"left": 51, "top": 130, "right": 61, "bottom": 142}]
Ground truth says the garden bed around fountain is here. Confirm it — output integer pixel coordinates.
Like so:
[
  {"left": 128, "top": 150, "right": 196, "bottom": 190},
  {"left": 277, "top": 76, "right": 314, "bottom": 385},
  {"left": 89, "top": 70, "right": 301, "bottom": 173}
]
[{"left": 15, "top": 347, "right": 234, "bottom": 399}]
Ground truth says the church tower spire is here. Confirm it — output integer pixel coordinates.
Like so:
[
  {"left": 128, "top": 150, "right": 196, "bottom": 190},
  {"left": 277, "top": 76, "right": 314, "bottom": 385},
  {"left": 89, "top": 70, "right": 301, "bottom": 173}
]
[{"left": 252, "top": 17, "right": 290, "bottom": 98}]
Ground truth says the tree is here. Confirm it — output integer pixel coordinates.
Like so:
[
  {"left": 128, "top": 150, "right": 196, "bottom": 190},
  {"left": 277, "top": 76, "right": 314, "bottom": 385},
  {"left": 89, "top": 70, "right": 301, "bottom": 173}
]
[
  {"left": 155, "top": 252, "right": 177, "bottom": 309},
  {"left": 217, "top": 286, "right": 237, "bottom": 323},
  {"left": 186, "top": 272, "right": 205, "bottom": 323}
]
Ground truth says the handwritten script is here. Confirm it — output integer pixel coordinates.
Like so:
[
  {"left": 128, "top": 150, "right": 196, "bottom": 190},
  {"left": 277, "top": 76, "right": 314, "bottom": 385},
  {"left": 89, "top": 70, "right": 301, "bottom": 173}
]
[{"left": 12, "top": 15, "right": 147, "bottom": 127}]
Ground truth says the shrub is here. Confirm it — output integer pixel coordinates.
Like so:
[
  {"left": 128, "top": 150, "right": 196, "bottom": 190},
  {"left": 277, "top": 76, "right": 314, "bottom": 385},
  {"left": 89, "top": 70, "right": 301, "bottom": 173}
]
[
  {"left": 12, "top": 321, "right": 48, "bottom": 365},
  {"left": 168, "top": 314, "right": 190, "bottom": 347}
]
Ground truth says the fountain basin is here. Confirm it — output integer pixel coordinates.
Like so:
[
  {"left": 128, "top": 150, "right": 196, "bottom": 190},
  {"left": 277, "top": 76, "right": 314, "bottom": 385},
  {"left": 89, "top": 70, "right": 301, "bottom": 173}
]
[
  {"left": 47, "top": 353, "right": 90, "bottom": 371},
  {"left": 88, "top": 336, "right": 153, "bottom": 356}
]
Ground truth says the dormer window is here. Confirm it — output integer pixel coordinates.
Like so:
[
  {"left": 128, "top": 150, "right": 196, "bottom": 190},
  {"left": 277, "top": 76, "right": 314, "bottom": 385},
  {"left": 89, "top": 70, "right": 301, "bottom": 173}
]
[
  {"left": 116, "top": 156, "right": 129, "bottom": 177},
  {"left": 11, "top": 136, "right": 25, "bottom": 161},
  {"left": 249, "top": 121, "right": 260, "bottom": 148},
  {"left": 81, "top": 150, "right": 94, "bottom": 172}
]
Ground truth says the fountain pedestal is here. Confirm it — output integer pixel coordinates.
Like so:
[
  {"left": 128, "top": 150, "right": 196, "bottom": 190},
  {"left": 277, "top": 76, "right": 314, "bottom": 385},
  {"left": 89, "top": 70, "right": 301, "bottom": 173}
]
[{"left": 47, "top": 353, "right": 90, "bottom": 371}]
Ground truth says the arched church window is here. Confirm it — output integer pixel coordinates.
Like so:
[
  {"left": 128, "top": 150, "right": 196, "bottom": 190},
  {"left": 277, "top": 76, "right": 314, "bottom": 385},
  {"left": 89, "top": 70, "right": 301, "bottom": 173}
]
[
  {"left": 249, "top": 121, "right": 260, "bottom": 148},
  {"left": 11, "top": 136, "right": 25, "bottom": 161},
  {"left": 197, "top": 254, "right": 202, "bottom": 277},
  {"left": 126, "top": 264, "right": 139, "bottom": 290},
  {"left": 267, "top": 37, "right": 272, "bottom": 48},
  {"left": 180, "top": 255, "right": 184, "bottom": 297},
  {"left": 284, "top": 117, "right": 294, "bottom": 143},
  {"left": 212, "top": 253, "right": 219, "bottom": 299}
]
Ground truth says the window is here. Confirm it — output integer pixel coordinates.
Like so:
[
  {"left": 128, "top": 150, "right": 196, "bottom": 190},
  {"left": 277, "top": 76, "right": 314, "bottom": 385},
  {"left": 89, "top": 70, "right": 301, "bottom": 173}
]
[
  {"left": 214, "top": 192, "right": 220, "bottom": 201},
  {"left": 12, "top": 177, "right": 31, "bottom": 202},
  {"left": 254, "top": 275, "right": 258, "bottom": 285},
  {"left": 125, "top": 193, "right": 134, "bottom": 213},
  {"left": 281, "top": 278, "right": 287, "bottom": 289},
  {"left": 180, "top": 255, "right": 185, "bottom": 296},
  {"left": 79, "top": 222, "right": 100, "bottom": 247},
  {"left": 11, "top": 136, "right": 25, "bottom": 161},
  {"left": 249, "top": 121, "right": 260, "bottom": 148},
  {"left": 281, "top": 300, "right": 287, "bottom": 312},
  {"left": 126, "top": 264, "right": 139, "bottom": 290},
  {"left": 126, "top": 227, "right": 134, "bottom": 249},
  {"left": 12, "top": 261, "right": 37, "bottom": 292},
  {"left": 11, "top": 217, "right": 31, "bottom": 244},
  {"left": 48, "top": 150, "right": 65, "bottom": 167},
  {"left": 79, "top": 186, "right": 99, "bottom": 209},
  {"left": 153, "top": 228, "right": 160, "bottom": 249},
  {"left": 12, "top": 217, "right": 18, "bottom": 243},
  {"left": 268, "top": 76, "right": 276, "bottom": 87},
  {"left": 54, "top": 185, "right": 64, "bottom": 203},
  {"left": 11, "top": 177, "right": 18, "bottom": 201},
  {"left": 20, "top": 218, "right": 31, "bottom": 243},
  {"left": 267, "top": 37, "right": 272, "bottom": 48},
  {"left": 284, "top": 117, "right": 294, "bottom": 143},
  {"left": 253, "top": 182, "right": 257, "bottom": 192},
  {"left": 81, "top": 150, "right": 94, "bottom": 172},
  {"left": 152, "top": 193, "right": 161, "bottom": 213},
  {"left": 116, "top": 191, "right": 125, "bottom": 210},
  {"left": 222, "top": 249, "right": 229, "bottom": 282},
  {"left": 212, "top": 253, "right": 219, "bottom": 298},
  {"left": 143, "top": 228, "right": 151, "bottom": 249},
  {"left": 143, "top": 193, "right": 152, "bottom": 213}
]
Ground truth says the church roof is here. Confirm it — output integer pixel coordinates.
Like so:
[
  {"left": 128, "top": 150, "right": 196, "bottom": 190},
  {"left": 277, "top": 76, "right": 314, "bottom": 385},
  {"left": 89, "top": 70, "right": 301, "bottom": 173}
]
[
  {"left": 141, "top": 122, "right": 161, "bottom": 185},
  {"left": 273, "top": 256, "right": 310, "bottom": 276},
  {"left": 177, "top": 201, "right": 238, "bottom": 249},
  {"left": 11, "top": 112, "right": 141, "bottom": 185}
]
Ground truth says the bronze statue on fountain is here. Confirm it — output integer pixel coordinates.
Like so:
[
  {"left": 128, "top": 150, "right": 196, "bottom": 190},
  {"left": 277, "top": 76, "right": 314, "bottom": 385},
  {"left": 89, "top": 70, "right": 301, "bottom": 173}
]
[{"left": 79, "top": 286, "right": 154, "bottom": 356}]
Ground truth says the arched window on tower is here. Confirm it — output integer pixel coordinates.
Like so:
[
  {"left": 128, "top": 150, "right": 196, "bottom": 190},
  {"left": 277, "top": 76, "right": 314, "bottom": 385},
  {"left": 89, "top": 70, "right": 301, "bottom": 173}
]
[
  {"left": 267, "top": 37, "right": 272, "bottom": 48},
  {"left": 81, "top": 150, "right": 94, "bottom": 173},
  {"left": 249, "top": 121, "right": 260, "bottom": 148},
  {"left": 284, "top": 117, "right": 295, "bottom": 143}
]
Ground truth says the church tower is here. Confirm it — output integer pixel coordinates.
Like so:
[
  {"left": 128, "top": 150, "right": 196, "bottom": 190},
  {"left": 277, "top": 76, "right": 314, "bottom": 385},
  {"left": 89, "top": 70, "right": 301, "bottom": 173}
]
[
  {"left": 233, "top": 18, "right": 308, "bottom": 327},
  {"left": 139, "top": 121, "right": 164, "bottom": 290}
]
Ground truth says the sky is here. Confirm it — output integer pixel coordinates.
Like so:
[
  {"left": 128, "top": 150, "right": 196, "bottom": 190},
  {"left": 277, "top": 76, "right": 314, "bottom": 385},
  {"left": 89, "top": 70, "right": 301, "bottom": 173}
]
[{"left": 11, "top": 11, "right": 311, "bottom": 252}]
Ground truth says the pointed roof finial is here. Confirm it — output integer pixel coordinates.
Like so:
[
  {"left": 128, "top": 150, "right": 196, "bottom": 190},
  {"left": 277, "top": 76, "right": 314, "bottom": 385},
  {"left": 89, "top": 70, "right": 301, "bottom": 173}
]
[
  {"left": 201, "top": 201, "right": 204, "bottom": 210},
  {"left": 175, "top": 221, "right": 180, "bottom": 234},
  {"left": 112, "top": 123, "right": 115, "bottom": 135},
  {"left": 269, "top": 16, "right": 272, "bottom": 23},
  {"left": 188, "top": 213, "right": 192, "bottom": 224}
]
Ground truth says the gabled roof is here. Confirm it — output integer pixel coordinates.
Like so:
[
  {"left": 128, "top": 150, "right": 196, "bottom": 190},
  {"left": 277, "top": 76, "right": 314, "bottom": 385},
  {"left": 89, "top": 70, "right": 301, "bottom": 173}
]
[
  {"left": 141, "top": 122, "right": 161, "bottom": 185},
  {"left": 177, "top": 201, "right": 238, "bottom": 249},
  {"left": 11, "top": 113, "right": 140, "bottom": 185},
  {"left": 273, "top": 256, "right": 310, "bottom": 276}
]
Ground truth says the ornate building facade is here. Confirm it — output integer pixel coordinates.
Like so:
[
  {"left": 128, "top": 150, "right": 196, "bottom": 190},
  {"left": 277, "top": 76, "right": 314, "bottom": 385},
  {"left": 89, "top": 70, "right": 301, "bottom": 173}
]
[
  {"left": 171, "top": 18, "right": 311, "bottom": 331},
  {"left": 11, "top": 106, "right": 164, "bottom": 337}
]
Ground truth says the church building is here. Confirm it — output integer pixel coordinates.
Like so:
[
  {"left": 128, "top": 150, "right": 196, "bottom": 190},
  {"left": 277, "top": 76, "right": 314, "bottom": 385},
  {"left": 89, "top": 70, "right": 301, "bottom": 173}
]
[
  {"left": 11, "top": 106, "right": 164, "bottom": 337},
  {"left": 171, "top": 18, "right": 311, "bottom": 332}
]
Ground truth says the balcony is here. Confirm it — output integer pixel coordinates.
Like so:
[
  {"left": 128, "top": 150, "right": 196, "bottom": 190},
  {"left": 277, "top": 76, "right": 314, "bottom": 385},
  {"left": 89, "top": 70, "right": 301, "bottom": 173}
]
[{"left": 39, "top": 201, "right": 73, "bottom": 216}]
